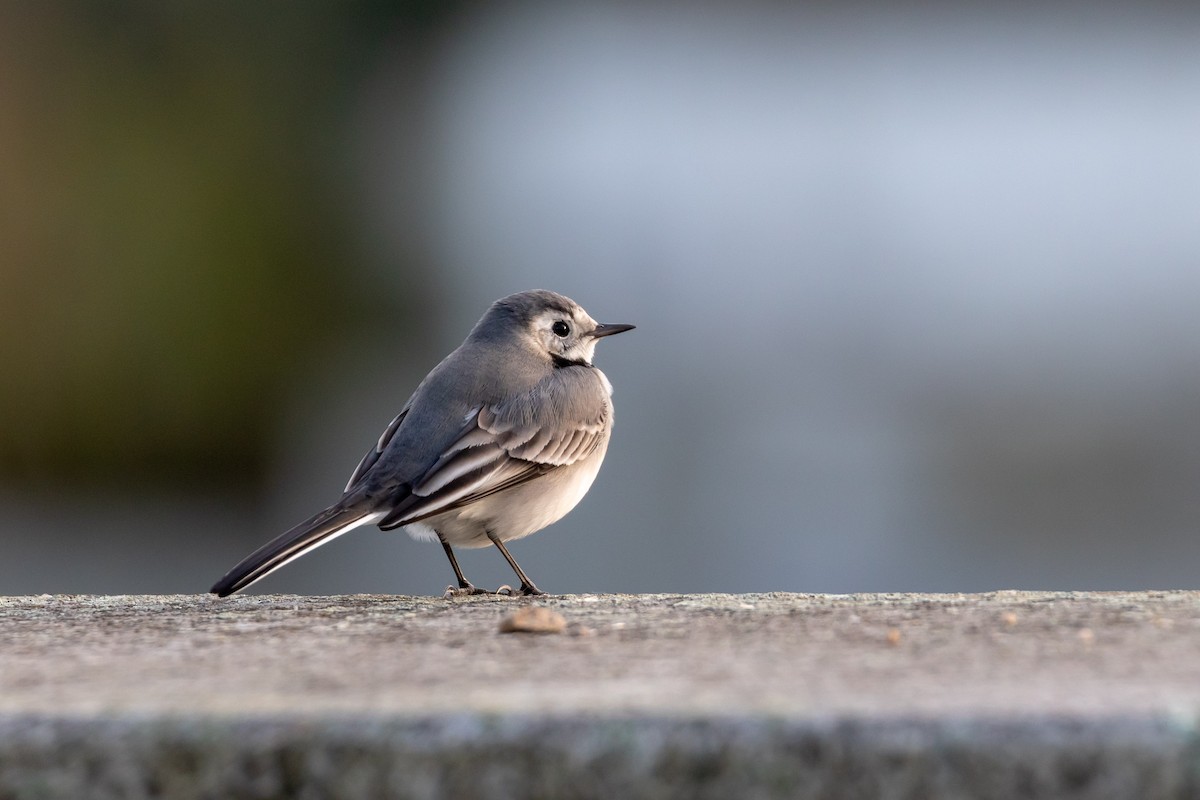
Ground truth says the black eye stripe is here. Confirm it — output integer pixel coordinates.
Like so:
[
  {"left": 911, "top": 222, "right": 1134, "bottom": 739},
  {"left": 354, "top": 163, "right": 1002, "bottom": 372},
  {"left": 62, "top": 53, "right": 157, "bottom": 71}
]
[{"left": 552, "top": 321, "right": 570, "bottom": 337}]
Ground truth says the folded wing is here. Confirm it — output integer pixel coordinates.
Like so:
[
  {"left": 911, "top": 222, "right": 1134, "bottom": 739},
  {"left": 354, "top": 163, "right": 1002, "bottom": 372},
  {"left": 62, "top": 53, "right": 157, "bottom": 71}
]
[
  {"left": 344, "top": 405, "right": 410, "bottom": 492},
  {"left": 378, "top": 368, "right": 609, "bottom": 530}
]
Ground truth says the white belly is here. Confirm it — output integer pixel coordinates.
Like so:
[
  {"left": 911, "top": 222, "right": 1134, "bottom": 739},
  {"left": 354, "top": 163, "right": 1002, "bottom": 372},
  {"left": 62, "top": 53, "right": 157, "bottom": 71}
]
[{"left": 403, "top": 438, "right": 609, "bottom": 548}]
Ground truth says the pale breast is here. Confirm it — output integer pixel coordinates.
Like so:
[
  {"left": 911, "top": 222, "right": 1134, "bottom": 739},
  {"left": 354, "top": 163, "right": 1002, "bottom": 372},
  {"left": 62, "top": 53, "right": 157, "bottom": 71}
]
[{"left": 416, "top": 434, "right": 610, "bottom": 548}]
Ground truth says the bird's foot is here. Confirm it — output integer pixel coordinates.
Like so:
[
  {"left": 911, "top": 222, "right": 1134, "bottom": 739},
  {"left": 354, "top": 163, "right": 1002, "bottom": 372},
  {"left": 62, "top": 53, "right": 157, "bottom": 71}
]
[
  {"left": 493, "top": 583, "right": 545, "bottom": 597},
  {"left": 444, "top": 583, "right": 544, "bottom": 598},
  {"left": 443, "top": 583, "right": 491, "bottom": 598}
]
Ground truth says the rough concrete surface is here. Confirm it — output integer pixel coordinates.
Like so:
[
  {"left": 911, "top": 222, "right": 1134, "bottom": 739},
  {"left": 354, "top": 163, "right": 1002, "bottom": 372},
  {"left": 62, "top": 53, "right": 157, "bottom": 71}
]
[{"left": 2, "top": 591, "right": 1200, "bottom": 798}]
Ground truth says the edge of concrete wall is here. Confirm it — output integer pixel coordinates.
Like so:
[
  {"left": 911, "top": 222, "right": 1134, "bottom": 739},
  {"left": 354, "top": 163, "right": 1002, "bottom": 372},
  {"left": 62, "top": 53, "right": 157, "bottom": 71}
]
[{"left": 2, "top": 712, "right": 1198, "bottom": 800}]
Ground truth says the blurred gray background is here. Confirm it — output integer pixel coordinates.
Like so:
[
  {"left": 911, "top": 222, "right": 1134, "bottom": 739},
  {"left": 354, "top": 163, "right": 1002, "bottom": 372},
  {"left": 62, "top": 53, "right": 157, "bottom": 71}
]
[{"left": 2, "top": 2, "right": 1198, "bottom": 596}]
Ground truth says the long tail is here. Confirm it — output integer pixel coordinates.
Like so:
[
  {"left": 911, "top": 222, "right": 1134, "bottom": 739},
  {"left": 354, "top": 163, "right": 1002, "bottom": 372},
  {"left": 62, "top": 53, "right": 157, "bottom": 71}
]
[{"left": 209, "top": 502, "right": 385, "bottom": 597}]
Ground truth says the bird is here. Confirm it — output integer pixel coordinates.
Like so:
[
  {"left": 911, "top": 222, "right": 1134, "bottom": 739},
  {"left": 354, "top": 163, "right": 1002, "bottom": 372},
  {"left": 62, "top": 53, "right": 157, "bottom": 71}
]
[{"left": 209, "top": 290, "right": 634, "bottom": 598}]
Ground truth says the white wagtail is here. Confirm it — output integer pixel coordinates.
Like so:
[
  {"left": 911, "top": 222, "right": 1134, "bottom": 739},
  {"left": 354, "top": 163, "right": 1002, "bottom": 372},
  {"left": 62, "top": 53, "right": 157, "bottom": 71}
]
[{"left": 210, "top": 290, "right": 633, "bottom": 597}]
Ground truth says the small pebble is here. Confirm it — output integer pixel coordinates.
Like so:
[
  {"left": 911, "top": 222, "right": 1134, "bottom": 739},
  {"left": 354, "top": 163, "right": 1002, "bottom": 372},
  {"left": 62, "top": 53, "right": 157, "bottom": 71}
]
[
  {"left": 498, "top": 605, "right": 567, "bottom": 634},
  {"left": 1001, "top": 612, "right": 1018, "bottom": 627},
  {"left": 885, "top": 628, "right": 901, "bottom": 646}
]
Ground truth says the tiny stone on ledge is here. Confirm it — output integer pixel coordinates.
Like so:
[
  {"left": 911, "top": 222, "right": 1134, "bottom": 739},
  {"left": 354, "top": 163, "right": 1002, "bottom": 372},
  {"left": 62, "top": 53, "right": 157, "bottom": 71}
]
[{"left": 499, "top": 605, "right": 567, "bottom": 634}]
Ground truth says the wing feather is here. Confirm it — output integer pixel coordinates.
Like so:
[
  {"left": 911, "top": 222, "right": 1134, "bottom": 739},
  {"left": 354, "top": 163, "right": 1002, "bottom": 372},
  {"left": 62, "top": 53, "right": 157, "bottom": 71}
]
[
  {"left": 344, "top": 405, "right": 410, "bottom": 492},
  {"left": 378, "top": 367, "right": 610, "bottom": 530},
  {"left": 413, "top": 442, "right": 507, "bottom": 495}
]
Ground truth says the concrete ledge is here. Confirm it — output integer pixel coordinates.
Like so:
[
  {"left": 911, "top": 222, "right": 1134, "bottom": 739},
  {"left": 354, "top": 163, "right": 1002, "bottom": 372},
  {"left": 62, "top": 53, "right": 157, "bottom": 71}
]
[
  {"left": 3, "top": 592, "right": 1200, "bottom": 798},
  {"left": 3, "top": 713, "right": 1197, "bottom": 800}
]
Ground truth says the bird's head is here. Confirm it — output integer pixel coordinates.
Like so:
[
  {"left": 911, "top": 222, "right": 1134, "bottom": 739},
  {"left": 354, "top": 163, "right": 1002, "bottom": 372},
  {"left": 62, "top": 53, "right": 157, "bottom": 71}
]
[{"left": 478, "top": 290, "right": 634, "bottom": 367}]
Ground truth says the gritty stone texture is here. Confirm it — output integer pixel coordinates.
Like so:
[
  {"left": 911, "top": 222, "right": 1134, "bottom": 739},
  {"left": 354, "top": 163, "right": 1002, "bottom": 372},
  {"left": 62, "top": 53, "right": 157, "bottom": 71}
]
[{"left": 2, "top": 591, "right": 1200, "bottom": 798}]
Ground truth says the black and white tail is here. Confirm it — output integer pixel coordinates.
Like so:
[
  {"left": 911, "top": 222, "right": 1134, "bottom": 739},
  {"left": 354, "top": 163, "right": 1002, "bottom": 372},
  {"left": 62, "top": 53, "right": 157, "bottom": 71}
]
[{"left": 209, "top": 503, "right": 385, "bottom": 597}]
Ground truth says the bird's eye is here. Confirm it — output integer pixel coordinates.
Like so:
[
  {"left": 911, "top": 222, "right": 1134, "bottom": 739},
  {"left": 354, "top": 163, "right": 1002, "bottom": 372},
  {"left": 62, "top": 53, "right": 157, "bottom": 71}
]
[{"left": 552, "top": 321, "right": 570, "bottom": 338}]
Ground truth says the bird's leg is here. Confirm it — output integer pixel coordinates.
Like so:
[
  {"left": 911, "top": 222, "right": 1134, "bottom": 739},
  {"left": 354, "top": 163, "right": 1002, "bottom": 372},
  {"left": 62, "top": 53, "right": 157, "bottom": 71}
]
[
  {"left": 438, "top": 533, "right": 488, "bottom": 596},
  {"left": 487, "top": 532, "right": 545, "bottom": 596}
]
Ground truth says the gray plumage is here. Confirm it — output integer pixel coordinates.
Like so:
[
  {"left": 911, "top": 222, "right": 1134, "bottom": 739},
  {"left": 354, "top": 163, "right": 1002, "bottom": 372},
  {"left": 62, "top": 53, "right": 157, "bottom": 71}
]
[{"left": 210, "top": 290, "right": 633, "bottom": 597}]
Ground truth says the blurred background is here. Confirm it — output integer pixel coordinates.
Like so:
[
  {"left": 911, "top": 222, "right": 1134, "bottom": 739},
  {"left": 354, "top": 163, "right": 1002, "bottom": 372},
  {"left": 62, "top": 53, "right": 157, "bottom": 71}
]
[{"left": 2, "top": 1, "right": 1198, "bottom": 596}]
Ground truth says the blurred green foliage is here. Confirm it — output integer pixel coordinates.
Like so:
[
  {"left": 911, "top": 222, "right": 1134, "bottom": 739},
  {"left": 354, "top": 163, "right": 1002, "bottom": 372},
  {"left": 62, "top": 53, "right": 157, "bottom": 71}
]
[{"left": 0, "top": 2, "right": 442, "bottom": 487}]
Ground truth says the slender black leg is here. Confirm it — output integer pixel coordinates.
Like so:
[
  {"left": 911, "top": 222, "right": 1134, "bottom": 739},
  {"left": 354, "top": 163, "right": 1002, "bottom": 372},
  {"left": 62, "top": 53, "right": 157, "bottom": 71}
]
[
  {"left": 487, "top": 532, "right": 545, "bottom": 596},
  {"left": 438, "top": 533, "right": 487, "bottom": 596}
]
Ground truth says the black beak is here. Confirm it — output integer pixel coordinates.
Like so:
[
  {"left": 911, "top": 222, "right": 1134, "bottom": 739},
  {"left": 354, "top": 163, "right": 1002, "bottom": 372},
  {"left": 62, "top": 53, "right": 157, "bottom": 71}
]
[{"left": 590, "top": 322, "right": 635, "bottom": 338}]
